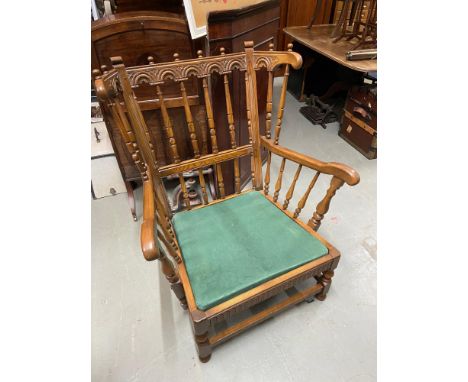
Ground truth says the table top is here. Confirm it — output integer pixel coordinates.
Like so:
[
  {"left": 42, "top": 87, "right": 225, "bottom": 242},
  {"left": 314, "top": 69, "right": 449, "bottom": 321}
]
[{"left": 283, "top": 25, "right": 377, "bottom": 73}]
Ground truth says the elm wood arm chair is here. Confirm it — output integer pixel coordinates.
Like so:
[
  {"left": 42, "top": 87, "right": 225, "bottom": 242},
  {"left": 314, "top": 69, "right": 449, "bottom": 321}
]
[{"left": 95, "top": 42, "right": 360, "bottom": 363}]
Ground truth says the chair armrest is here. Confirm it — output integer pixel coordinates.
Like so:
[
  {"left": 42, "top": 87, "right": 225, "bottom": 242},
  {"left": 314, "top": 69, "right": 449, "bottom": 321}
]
[
  {"left": 141, "top": 180, "right": 159, "bottom": 261},
  {"left": 261, "top": 136, "right": 360, "bottom": 186}
]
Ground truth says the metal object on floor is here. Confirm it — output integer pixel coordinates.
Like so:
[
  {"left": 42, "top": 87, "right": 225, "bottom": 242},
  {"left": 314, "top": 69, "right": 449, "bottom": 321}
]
[
  {"left": 299, "top": 95, "right": 338, "bottom": 129},
  {"left": 165, "top": 168, "right": 215, "bottom": 213}
]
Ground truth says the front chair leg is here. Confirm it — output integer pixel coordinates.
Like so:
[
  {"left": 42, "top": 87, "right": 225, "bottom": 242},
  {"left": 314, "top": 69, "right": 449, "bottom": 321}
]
[
  {"left": 171, "top": 281, "right": 188, "bottom": 310},
  {"left": 191, "top": 311, "right": 212, "bottom": 362},
  {"left": 316, "top": 270, "right": 334, "bottom": 301}
]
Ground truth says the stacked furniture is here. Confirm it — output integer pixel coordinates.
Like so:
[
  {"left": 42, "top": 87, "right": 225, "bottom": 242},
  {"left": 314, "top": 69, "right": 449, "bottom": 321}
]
[{"left": 339, "top": 81, "right": 377, "bottom": 159}]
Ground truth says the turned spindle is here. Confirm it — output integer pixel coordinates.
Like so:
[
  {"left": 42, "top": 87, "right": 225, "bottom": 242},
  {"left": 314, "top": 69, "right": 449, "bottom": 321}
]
[
  {"left": 178, "top": 174, "right": 191, "bottom": 210},
  {"left": 220, "top": 46, "right": 241, "bottom": 193},
  {"left": 308, "top": 176, "right": 344, "bottom": 231},
  {"left": 201, "top": 64, "right": 225, "bottom": 198},
  {"left": 283, "top": 164, "right": 302, "bottom": 210},
  {"left": 265, "top": 42, "right": 274, "bottom": 139},
  {"left": 273, "top": 158, "right": 286, "bottom": 202},
  {"left": 294, "top": 171, "right": 320, "bottom": 218},
  {"left": 157, "top": 85, "right": 180, "bottom": 163}
]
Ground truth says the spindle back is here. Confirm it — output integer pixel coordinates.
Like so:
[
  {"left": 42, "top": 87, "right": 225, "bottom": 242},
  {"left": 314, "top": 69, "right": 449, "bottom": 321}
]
[{"left": 95, "top": 41, "right": 302, "bottom": 215}]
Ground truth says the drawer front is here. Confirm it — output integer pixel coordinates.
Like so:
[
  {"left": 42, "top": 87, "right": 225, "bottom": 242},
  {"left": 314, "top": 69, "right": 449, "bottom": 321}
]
[
  {"left": 344, "top": 98, "right": 377, "bottom": 130},
  {"left": 340, "top": 114, "right": 377, "bottom": 159}
]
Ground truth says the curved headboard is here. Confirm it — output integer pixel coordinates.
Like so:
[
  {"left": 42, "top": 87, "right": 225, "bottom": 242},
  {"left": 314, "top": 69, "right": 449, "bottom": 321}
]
[{"left": 92, "top": 11, "right": 193, "bottom": 70}]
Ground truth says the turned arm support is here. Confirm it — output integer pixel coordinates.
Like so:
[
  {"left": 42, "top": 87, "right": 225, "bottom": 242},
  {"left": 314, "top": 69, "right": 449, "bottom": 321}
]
[
  {"left": 141, "top": 180, "right": 159, "bottom": 261},
  {"left": 260, "top": 137, "right": 360, "bottom": 186}
]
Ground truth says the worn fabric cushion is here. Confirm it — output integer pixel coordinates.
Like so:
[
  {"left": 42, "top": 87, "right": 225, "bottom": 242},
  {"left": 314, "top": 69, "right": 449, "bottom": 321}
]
[{"left": 172, "top": 191, "right": 328, "bottom": 311}]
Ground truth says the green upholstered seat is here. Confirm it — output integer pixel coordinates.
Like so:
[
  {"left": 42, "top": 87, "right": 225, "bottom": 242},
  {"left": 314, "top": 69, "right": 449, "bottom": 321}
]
[{"left": 172, "top": 191, "right": 328, "bottom": 311}]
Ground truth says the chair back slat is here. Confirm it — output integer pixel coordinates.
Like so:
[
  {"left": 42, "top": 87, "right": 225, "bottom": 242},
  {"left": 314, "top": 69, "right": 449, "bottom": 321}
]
[
  {"left": 244, "top": 70, "right": 256, "bottom": 189},
  {"left": 219, "top": 49, "right": 242, "bottom": 194},
  {"left": 180, "top": 81, "right": 201, "bottom": 158},
  {"left": 272, "top": 44, "right": 294, "bottom": 145},
  {"left": 171, "top": 52, "right": 202, "bottom": 160},
  {"left": 202, "top": 79, "right": 219, "bottom": 154},
  {"left": 196, "top": 50, "right": 225, "bottom": 199},
  {"left": 157, "top": 84, "right": 181, "bottom": 163},
  {"left": 265, "top": 43, "right": 275, "bottom": 139},
  {"left": 244, "top": 42, "right": 263, "bottom": 190}
]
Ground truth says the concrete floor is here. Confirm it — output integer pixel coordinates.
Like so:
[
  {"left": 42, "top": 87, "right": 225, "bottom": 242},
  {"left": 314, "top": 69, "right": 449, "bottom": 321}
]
[{"left": 92, "top": 83, "right": 376, "bottom": 382}]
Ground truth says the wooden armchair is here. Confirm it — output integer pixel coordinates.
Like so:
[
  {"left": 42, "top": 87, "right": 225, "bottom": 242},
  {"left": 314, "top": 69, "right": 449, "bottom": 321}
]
[{"left": 95, "top": 42, "right": 360, "bottom": 362}]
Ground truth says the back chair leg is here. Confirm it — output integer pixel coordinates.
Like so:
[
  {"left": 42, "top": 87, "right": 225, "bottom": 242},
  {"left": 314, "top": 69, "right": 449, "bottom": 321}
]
[
  {"left": 160, "top": 254, "right": 188, "bottom": 309},
  {"left": 316, "top": 270, "right": 334, "bottom": 301}
]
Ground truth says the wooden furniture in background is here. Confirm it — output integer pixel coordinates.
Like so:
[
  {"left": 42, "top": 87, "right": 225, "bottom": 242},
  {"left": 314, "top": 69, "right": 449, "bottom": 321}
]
[
  {"left": 283, "top": 25, "right": 376, "bottom": 101},
  {"left": 284, "top": 25, "right": 376, "bottom": 72},
  {"left": 92, "top": 11, "right": 204, "bottom": 220},
  {"left": 206, "top": 0, "right": 280, "bottom": 194},
  {"left": 95, "top": 42, "right": 359, "bottom": 362},
  {"left": 331, "top": 0, "right": 376, "bottom": 48},
  {"left": 339, "top": 83, "right": 377, "bottom": 158},
  {"left": 278, "top": 0, "right": 334, "bottom": 50}
]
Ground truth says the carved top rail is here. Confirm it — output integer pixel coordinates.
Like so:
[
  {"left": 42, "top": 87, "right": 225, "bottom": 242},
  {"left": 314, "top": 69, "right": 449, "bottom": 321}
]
[{"left": 97, "top": 50, "right": 302, "bottom": 93}]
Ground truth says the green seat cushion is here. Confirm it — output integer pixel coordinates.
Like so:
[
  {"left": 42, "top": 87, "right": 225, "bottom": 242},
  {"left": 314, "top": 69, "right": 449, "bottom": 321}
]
[{"left": 172, "top": 191, "right": 328, "bottom": 311}]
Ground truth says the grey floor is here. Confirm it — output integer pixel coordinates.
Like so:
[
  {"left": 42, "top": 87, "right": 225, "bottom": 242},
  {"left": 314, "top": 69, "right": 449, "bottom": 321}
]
[{"left": 92, "top": 83, "right": 376, "bottom": 382}]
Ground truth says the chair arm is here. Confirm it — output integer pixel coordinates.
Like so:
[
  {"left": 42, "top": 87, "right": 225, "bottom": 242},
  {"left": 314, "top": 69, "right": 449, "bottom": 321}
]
[
  {"left": 261, "top": 136, "right": 360, "bottom": 186},
  {"left": 141, "top": 180, "right": 159, "bottom": 261}
]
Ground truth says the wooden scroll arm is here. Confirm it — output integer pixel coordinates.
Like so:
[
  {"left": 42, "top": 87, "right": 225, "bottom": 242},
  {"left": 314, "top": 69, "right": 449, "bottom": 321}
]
[
  {"left": 141, "top": 179, "right": 159, "bottom": 261},
  {"left": 261, "top": 136, "right": 360, "bottom": 186}
]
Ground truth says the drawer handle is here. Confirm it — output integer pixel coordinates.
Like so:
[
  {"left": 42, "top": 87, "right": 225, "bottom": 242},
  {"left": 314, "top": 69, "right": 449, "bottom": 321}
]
[{"left": 353, "top": 106, "right": 372, "bottom": 121}]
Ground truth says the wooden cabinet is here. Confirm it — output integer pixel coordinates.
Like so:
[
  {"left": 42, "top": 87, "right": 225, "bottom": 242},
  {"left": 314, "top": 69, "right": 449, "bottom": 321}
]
[{"left": 278, "top": 0, "right": 335, "bottom": 50}]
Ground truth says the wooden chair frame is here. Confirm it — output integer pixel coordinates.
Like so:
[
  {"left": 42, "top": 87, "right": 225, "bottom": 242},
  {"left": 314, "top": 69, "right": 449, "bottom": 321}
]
[{"left": 95, "top": 41, "right": 360, "bottom": 362}]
